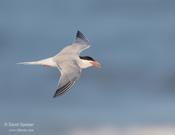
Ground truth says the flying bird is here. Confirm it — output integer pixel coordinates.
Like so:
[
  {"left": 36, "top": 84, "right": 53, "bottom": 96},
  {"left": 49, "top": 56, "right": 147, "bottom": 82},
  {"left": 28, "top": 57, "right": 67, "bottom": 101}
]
[{"left": 18, "top": 31, "right": 101, "bottom": 97}]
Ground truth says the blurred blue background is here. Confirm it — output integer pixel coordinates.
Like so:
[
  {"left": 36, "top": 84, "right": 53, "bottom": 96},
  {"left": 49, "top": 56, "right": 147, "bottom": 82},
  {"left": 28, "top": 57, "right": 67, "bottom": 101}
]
[{"left": 1, "top": 0, "right": 175, "bottom": 134}]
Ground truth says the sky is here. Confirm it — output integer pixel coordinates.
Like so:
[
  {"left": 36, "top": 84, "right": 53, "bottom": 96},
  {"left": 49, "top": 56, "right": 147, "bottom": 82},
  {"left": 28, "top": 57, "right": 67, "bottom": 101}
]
[{"left": 0, "top": 0, "right": 175, "bottom": 135}]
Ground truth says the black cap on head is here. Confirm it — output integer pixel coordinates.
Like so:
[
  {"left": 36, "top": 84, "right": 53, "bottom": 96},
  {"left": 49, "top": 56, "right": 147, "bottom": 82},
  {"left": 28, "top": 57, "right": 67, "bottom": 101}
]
[{"left": 79, "top": 56, "right": 95, "bottom": 61}]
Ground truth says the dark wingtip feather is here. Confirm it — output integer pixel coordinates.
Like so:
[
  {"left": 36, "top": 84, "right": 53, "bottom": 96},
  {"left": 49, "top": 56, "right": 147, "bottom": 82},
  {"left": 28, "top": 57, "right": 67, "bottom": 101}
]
[
  {"left": 53, "top": 81, "right": 72, "bottom": 98},
  {"left": 53, "top": 93, "right": 57, "bottom": 98},
  {"left": 76, "top": 30, "right": 84, "bottom": 39},
  {"left": 53, "top": 91, "right": 58, "bottom": 98},
  {"left": 75, "top": 30, "right": 89, "bottom": 44}
]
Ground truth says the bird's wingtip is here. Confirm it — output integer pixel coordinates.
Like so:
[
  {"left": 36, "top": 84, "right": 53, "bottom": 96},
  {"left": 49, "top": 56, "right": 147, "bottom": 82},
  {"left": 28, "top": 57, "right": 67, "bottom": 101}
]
[
  {"left": 76, "top": 30, "right": 83, "bottom": 38},
  {"left": 53, "top": 91, "right": 60, "bottom": 98},
  {"left": 76, "top": 29, "right": 81, "bottom": 32},
  {"left": 53, "top": 94, "right": 57, "bottom": 98},
  {"left": 75, "top": 30, "right": 89, "bottom": 44}
]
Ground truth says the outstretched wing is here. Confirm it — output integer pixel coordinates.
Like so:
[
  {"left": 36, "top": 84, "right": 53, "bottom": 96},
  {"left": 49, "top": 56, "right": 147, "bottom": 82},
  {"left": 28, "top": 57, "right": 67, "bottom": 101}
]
[
  {"left": 53, "top": 61, "right": 81, "bottom": 97},
  {"left": 58, "top": 31, "right": 91, "bottom": 55}
]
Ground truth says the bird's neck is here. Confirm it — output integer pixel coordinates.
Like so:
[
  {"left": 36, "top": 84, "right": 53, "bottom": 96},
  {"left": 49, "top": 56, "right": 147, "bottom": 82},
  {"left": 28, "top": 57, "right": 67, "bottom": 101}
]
[{"left": 78, "top": 59, "right": 92, "bottom": 69}]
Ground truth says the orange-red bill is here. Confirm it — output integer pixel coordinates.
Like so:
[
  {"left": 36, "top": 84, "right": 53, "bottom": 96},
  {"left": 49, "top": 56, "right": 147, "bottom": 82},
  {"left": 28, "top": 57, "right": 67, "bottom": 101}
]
[{"left": 90, "top": 61, "right": 101, "bottom": 68}]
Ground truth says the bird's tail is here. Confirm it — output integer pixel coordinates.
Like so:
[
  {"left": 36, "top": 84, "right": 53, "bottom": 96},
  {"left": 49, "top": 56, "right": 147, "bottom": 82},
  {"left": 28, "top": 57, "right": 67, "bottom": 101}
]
[
  {"left": 17, "top": 57, "right": 55, "bottom": 66},
  {"left": 16, "top": 61, "right": 41, "bottom": 65}
]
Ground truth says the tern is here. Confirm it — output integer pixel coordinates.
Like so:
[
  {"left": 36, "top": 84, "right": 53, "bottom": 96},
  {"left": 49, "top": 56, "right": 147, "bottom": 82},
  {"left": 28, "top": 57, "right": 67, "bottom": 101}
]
[{"left": 18, "top": 31, "right": 101, "bottom": 97}]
